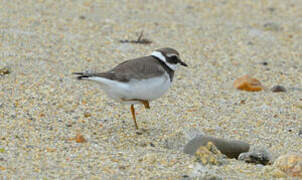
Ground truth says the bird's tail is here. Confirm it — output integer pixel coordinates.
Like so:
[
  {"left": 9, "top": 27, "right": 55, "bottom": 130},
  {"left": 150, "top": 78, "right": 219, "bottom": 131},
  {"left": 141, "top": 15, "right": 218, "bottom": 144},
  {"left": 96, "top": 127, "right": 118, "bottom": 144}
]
[{"left": 72, "top": 72, "right": 96, "bottom": 80}]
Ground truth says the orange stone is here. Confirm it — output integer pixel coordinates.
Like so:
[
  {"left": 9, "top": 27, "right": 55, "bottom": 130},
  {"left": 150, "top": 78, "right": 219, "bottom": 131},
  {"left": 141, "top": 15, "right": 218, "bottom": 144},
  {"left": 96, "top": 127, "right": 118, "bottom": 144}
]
[
  {"left": 46, "top": 148, "right": 56, "bottom": 152},
  {"left": 233, "top": 75, "right": 263, "bottom": 92},
  {"left": 75, "top": 134, "right": 87, "bottom": 143}
]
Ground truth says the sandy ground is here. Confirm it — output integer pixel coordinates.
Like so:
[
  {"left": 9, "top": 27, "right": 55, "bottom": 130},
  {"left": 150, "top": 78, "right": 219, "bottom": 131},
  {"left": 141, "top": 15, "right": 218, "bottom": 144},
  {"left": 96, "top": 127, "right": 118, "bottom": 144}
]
[{"left": 0, "top": 0, "right": 301, "bottom": 179}]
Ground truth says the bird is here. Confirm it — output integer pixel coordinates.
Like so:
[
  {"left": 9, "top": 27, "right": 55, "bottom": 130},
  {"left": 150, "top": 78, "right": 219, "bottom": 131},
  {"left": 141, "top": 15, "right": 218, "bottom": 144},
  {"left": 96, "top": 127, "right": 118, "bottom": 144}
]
[{"left": 73, "top": 47, "right": 187, "bottom": 130}]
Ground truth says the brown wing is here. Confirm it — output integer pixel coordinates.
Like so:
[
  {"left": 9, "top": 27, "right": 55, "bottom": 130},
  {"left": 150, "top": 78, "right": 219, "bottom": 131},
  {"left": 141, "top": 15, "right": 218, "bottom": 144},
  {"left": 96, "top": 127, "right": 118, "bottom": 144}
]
[
  {"left": 74, "top": 56, "right": 166, "bottom": 82},
  {"left": 107, "top": 56, "right": 166, "bottom": 82}
]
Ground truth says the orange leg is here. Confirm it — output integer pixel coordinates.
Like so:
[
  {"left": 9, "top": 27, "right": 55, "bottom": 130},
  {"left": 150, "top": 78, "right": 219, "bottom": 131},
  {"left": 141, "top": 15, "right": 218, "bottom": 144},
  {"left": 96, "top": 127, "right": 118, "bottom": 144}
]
[
  {"left": 131, "top": 104, "right": 139, "bottom": 129},
  {"left": 140, "top": 100, "right": 150, "bottom": 109}
]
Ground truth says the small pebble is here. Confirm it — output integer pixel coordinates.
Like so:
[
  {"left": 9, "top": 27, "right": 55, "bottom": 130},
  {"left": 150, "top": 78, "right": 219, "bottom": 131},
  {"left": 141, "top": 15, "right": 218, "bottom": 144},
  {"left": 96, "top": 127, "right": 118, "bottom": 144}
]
[
  {"left": 136, "top": 131, "right": 143, "bottom": 135},
  {"left": 84, "top": 112, "right": 91, "bottom": 118},
  {"left": 298, "top": 129, "right": 302, "bottom": 138},
  {"left": 271, "top": 85, "right": 287, "bottom": 92},
  {"left": 261, "top": 62, "right": 268, "bottom": 66},
  {"left": 238, "top": 149, "right": 272, "bottom": 165},
  {"left": 75, "top": 134, "right": 87, "bottom": 143},
  {"left": 182, "top": 175, "right": 189, "bottom": 178},
  {"left": 0, "top": 67, "right": 10, "bottom": 76}
]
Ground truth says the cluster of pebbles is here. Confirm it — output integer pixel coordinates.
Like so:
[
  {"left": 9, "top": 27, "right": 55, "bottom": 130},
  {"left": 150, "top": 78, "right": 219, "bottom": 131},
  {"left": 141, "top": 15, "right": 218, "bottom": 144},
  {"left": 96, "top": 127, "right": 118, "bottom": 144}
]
[{"left": 1, "top": 0, "right": 301, "bottom": 179}]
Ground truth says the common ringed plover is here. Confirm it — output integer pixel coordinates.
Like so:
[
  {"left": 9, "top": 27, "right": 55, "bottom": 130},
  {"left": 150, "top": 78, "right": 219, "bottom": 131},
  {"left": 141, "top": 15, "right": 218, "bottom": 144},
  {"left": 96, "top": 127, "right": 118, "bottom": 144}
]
[{"left": 73, "top": 47, "right": 187, "bottom": 129}]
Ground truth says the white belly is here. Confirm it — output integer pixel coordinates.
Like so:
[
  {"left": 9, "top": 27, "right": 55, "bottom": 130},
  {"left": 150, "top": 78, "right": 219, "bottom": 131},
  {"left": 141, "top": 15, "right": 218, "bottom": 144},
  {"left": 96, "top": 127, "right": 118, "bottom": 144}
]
[{"left": 88, "top": 73, "right": 171, "bottom": 104}]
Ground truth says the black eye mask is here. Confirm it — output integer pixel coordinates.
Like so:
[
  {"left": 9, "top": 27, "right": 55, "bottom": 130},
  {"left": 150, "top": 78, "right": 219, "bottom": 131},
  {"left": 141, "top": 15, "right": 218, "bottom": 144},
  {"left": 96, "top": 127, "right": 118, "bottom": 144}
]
[
  {"left": 167, "top": 56, "right": 178, "bottom": 64},
  {"left": 167, "top": 55, "right": 188, "bottom": 67}
]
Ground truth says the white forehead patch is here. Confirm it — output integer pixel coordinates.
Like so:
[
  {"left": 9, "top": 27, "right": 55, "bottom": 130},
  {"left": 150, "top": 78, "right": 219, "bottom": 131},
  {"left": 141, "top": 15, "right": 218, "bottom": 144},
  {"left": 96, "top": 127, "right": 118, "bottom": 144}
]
[
  {"left": 166, "top": 53, "right": 178, "bottom": 58},
  {"left": 151, "top": 51, "right": 178, "bottom": 71}
]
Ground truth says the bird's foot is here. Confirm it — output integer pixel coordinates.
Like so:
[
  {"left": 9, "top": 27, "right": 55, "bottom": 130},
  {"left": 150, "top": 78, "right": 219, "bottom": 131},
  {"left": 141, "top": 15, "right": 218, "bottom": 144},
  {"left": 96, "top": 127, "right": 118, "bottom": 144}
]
[{"left": 140, "top": 100, "right": 150, "bottom": 109}]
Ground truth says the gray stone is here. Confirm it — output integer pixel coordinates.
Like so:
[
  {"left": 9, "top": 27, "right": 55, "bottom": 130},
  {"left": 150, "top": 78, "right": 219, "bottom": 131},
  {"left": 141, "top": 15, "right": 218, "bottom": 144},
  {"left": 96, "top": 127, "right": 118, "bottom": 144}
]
[
  {"left": 271, "top": 85, "right": 287, "bottom": 92},
  {"left": 298, "top": 129, "right": 302, "bottom": 138},
  {"left": 238, "top": 149, "right": 272, "bottom": 165}
]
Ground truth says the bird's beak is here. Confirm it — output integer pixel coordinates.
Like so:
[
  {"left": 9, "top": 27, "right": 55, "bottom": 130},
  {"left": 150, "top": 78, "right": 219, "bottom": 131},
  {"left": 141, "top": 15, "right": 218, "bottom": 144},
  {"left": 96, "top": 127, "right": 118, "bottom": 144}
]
[{"left": 179, "top": 59, "right": 188, "bottom": 67}]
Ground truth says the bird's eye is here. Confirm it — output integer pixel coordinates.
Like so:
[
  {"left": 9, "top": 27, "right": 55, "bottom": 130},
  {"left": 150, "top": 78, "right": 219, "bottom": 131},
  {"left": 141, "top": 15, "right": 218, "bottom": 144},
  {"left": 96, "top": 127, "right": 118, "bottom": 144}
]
[{"left": 168, "top": 55, "right": 178, "bottom": 64}]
